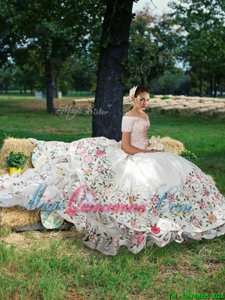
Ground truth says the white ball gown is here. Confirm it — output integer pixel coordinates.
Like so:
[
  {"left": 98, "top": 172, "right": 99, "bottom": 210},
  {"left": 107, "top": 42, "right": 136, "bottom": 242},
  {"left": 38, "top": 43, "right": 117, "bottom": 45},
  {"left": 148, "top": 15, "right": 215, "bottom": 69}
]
[{"left": 0, "top": 115, "right": 225, "bottom": 255}]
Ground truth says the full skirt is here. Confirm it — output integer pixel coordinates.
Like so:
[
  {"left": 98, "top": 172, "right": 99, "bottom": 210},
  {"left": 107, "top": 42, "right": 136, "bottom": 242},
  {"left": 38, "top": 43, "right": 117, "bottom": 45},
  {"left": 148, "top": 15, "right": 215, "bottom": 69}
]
[{"left": 0, "top": 136, "right": 225, "bottom": 255}]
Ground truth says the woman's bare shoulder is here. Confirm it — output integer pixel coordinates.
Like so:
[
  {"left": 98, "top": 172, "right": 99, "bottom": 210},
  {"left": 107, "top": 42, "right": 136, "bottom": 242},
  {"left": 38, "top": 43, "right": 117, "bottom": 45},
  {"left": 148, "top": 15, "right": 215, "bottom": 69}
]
[
  {"left": 124, "top": 111, "right": 144, "bottom": 117},
  {"left": 124, "top": 111, "right": 135, "bottom": 116},
  {"left": 124, "top": 111, "right": 149, "bottom": 121}
]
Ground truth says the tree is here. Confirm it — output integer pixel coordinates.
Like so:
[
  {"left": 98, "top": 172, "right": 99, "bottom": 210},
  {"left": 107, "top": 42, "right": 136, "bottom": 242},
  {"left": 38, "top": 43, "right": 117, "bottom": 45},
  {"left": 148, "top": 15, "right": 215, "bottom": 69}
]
[
  {"left": 169, "top": 0, "right": 225, "bottom": 97},
  {"left": 0, "top": 68, "right": 13, "bottom": 93},
  {"left": 0, "top": 0, "right": 103, "bottom": 112},
  {"left": 70, "top": 55, "right": 98, "bottom": 92},
  {"left": 150, "top": 69, "right": 191, "bottom": 95},
  {"left": 0, "top": 1, "right": 14, "bottom": 68},
  {"left": 125, "top": 8, "right": 176, "bottom": 89},
  {"left": 92, "top": 0, "right": 135, "bottom": 141}
]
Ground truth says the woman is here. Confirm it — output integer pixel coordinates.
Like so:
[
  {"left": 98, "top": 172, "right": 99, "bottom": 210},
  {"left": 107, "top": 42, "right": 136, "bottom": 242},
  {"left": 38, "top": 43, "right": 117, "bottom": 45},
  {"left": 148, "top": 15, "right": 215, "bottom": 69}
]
[
  {"left": 0, "top": 86, "right": 225, "bottom": 256},
  {"left": 121, "top": 85, "right": 163, "bottom": 154}
]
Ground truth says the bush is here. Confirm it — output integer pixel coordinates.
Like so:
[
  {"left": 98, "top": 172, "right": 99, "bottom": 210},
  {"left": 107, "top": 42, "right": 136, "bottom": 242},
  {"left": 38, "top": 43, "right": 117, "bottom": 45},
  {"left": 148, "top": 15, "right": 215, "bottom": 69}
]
[
  {"left": 161, "top": 96, "right": 170, "bottom": 100},
  {"left": 180, "top": 150, "right": 198, "bottom": 163},
  {"left": 6, "top": 151, "right": 28, "bottom": 168}
]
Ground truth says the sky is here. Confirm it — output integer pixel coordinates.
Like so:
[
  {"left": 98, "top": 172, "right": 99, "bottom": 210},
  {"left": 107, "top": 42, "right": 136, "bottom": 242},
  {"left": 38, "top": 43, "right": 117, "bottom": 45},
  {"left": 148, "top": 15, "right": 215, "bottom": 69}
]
[{"left": 133, "top": 0, "right": 173, "bottom": 15}]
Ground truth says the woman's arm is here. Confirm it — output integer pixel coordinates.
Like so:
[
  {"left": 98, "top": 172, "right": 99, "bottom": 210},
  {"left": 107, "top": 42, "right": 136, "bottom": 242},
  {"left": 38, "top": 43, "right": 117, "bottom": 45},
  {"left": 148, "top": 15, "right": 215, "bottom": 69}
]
[{"left": 121, "top": 132, "right": 155, "bottom": 155}]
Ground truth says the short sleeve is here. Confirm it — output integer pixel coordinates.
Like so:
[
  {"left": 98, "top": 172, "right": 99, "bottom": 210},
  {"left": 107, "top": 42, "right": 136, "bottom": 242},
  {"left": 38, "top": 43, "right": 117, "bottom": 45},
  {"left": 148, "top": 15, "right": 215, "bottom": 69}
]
[{"left": 121, "top": 116, "right": 134, "bottom": 132}]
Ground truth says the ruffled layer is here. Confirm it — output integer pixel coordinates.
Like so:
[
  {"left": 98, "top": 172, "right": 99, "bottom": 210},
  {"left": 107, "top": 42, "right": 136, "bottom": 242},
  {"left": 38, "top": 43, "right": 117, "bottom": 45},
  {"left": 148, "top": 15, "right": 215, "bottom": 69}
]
[{"left": 82, "top": 215, "right": 225, "bottom": 255}]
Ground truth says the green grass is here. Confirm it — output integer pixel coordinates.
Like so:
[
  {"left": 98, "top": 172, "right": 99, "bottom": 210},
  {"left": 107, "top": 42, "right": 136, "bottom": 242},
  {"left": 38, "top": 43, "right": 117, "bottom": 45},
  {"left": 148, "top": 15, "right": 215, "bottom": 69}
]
[
  {"left": 0, "top": 95, "right": 92, "bottom": 149},
  {"left": 1, "top": 231, "right": 225, "bottom": 300},
  {"left": 0, "top": 96, "right": 225, "bottom": 299},
  {"left": 0, "top": 90, "right": 94, "bottom": 98}
]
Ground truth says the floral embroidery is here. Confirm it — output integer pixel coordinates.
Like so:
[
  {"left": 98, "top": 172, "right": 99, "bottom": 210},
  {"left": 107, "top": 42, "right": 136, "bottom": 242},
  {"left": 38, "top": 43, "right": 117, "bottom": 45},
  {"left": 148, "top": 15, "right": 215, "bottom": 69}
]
[
  {"left": 89, "top": 233, "right": 99, "bottom": 244},
  {"left": 136, "top": 233, "right": 145, "bottom": 245},
  {"left": 96, "top": 149, "right": 105, "bottom": 156},
  {"left": 208, "top": 214, "right": 217, "bottom": 223},
  {"left": 203, "top": 187, "right": 210, "bottom": 196},
  {"left": 151, "top": 226, "right": 161, "bottom": 235},
  {"left": 77, "top": 141, "right": 84, "bottom": 148},
  {"left": 192, "top": 218, "right": 201, "bottom": 228},
  {"left": 199, "top": 200, "right": 207, "bottom": 209},
  {"left": 80, "top": 151, "right": 88, "bottom": 157},
  {"left": 84, "top": 168, "right": 92, "bottom": 175},
  {"left": 84, "top": 155, "right": 93, "bottom": 163}
]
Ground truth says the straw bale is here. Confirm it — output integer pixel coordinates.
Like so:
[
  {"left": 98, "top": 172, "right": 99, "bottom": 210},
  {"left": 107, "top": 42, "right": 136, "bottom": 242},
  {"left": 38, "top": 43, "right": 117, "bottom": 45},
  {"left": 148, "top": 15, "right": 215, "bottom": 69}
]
[
  {"left": 206, "top": 175, "right": 216, "bottom": 185},
  {"left": 0, "top": 207, "right": 40, "bottom": 228},
  {"left": 214, "top": 103, "right": 225, "bottom": 109},
  {"left": 0, "top": 137, "right": 40, "bottom": 227},
  {"left": 214, "top": 108, "right": 225, "bottom": 117},
  {"left": 197, "top": 108, "right": 216, "bottom": 116},
  {"left": 217, "top": 108, "right": 225, "bottom": 113},
  {"left": 0, "top": 137, "right": 35, "bottom": 174},
  {"left": 161, "top": 106, "right": 175, "bottom": 113}
]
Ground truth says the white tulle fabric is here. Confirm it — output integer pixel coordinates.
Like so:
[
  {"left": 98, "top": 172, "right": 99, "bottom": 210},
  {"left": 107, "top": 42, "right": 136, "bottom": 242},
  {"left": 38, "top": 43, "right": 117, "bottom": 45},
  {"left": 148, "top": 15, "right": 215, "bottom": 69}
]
[{"left": 0, "top": 118, "right": 225, "bottom": 256}]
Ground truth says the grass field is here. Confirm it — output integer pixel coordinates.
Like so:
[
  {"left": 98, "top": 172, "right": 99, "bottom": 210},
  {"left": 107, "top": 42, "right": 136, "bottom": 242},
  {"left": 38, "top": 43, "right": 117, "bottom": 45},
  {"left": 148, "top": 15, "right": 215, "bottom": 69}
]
[{"left": 0, "top": 95, "right": 225, "bottom": 300}]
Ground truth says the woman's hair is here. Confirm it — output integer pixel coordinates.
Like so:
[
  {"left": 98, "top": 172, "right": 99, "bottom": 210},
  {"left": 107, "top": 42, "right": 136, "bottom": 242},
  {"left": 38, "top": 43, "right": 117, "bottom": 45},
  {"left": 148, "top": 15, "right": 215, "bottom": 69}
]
[{"left": 134, "top": 86, "right": 150, "bottom": 98}]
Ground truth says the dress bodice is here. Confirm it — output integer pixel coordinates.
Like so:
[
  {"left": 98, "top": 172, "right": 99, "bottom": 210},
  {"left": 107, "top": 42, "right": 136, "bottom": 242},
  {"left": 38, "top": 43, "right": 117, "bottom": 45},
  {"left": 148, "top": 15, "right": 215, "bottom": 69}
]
[{"left": 121, "top": 115, "right": 150, "bottom": 150}]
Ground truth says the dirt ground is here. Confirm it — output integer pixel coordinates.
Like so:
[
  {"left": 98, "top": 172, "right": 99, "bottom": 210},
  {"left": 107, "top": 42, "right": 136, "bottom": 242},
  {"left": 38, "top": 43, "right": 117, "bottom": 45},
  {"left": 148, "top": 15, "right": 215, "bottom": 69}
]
[{"left": 0, "top": 229, "right": 84, "bottom": 250}]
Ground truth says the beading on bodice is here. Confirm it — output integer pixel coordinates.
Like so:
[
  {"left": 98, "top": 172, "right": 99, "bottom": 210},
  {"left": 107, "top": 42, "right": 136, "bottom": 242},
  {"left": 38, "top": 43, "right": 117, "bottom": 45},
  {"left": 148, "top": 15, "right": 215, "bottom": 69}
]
[{"left": 121, "top": 116, "right": 150, "bottom": 150}]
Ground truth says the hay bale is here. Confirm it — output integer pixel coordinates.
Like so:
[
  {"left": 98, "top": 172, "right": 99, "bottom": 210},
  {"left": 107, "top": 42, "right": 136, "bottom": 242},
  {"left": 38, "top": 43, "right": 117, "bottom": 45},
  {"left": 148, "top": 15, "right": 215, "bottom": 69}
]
[
  {"left": 189, "top": 97, "right": 201, "bottom": 101},
  {"left": 150, "top": 106, "right": 164, "bottom": 113},
  {"left": 173, "top": 106, "right": 187, "bottom": 114},
  {"left": 197, "top": 107, "right": 216, "bottom": 116},
  {"left": 172, "top": 96, "right": 186, "bottom": 100},
  {"left": 187, "top": 101, "right": 200, "bottom": 104},
  {"left": 214, "top": 103, "right": 225, "bottom": 109},
  {"left": 0, "top": 137, "right": 41, "bottom": 228},
  {"left": 216, "top": 108, "right": 225, "bottom": 114},
  {"left": 214, "top": 108, "right": 225, "bottom": 118},
  {"left": 160, "top": 136, "right": 185, "bottom": 154},
  {"left": 175, "top": 106, "right": 197, "bottom": 116},
  {"left": 188, "top": 104, "right": 201, "bottom": 108},
  {"left": 207, "top": 175, "right": 216, "bottom": 185},
  {"left": 165, "top": 101, "right": 177, "bottom": 105},
  {"left": 161, "top": 106, "right": 175, "bottom": 114},
  {"left": 0, "top": 137, "right": 36, "bottom": 174},
  {"left": 0, "top": 207, "right": 40, "bottom": 228}
]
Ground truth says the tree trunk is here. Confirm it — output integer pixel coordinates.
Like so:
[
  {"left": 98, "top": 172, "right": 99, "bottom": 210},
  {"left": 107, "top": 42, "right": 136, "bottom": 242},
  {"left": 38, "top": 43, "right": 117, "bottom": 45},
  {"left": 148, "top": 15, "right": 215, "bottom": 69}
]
[
  {"left": 92, "top": 0, "right": 134, "bottom": 141},
  {"left": 199, "top": 75, "right": 203, "bottom": 97},
  {"left": 209, "top": 78, "right": 213, "bottom": 97},
  {"left": 213, "top": 81, "right": 217, "bottom": 98},
  {"left": 5, "top": 83, "right": 8, "bottom": 94},
  {"left": 45, "top": 59, "right": 56, "bottom": 113},
  {"left": 53, "top": 76, "right": 59, "bottom": 99},
  {"left": 213, "top": 76, "right": 220, "bottom": 98}
]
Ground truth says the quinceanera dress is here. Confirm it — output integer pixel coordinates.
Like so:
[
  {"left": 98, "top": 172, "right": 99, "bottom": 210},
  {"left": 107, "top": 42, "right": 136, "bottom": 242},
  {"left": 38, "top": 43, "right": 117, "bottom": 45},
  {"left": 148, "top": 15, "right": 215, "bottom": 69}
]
[{"left": 0, "top": 115, "right": 225, "bottom": 255}]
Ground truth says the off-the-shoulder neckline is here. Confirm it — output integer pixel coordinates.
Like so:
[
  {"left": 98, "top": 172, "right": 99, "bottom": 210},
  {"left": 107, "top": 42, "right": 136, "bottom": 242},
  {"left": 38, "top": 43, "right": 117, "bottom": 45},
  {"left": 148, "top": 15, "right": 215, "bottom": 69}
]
[{"left": 123, "top": 115, "right": 150, "bottom": 123}]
